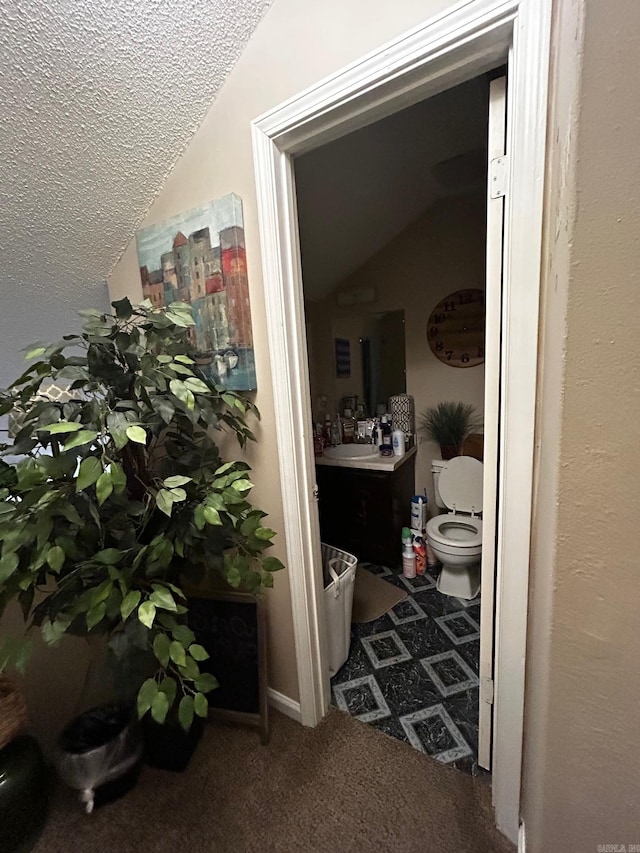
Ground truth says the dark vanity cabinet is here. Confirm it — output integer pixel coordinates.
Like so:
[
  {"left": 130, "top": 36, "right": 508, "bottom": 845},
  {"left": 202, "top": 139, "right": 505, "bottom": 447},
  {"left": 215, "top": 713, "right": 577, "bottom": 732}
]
[{"left": 315, "top": 455, "right": 415, "bottom": 567}]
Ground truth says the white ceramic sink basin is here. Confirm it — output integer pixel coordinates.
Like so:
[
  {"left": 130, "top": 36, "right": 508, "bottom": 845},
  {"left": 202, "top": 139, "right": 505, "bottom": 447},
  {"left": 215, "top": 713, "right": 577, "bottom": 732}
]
[{"left": 323, "top": 444, "right": 380, "bottom": 461}]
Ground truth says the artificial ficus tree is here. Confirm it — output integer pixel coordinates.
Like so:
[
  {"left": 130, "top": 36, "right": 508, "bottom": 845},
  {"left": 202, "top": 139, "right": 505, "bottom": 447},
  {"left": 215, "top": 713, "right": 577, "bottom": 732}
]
[{"left": 0, "top": 298, "right": 284, "bottom": 730}]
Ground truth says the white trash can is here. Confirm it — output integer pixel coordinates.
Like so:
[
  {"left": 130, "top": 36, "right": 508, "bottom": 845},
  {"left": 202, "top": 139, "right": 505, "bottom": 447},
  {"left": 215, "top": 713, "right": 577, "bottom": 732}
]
[{"left": 322, "top": 542, "right": 358, "bottom": 676}]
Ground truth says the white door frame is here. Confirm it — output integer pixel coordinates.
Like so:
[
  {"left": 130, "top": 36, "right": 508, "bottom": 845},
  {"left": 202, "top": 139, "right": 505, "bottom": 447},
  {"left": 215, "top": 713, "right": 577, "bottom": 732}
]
[{"left": 251, "top": 0, "right": 551, "bottom": 842}]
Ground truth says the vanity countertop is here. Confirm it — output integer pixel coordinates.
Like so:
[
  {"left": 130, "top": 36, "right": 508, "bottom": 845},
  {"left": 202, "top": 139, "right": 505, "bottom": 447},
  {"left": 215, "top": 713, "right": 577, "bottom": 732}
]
[{"left": 315, "top": 444, "right": 416, "bottom": 473}]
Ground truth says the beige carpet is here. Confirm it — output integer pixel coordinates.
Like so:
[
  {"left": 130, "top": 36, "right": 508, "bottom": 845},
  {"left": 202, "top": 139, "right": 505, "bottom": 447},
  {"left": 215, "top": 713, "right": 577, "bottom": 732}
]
[
  {"left": 33, "top": 710, "right": 514, "bottom": 853},
  {"left": 351, "top": 566, "right": 407, "bottom": 623}
]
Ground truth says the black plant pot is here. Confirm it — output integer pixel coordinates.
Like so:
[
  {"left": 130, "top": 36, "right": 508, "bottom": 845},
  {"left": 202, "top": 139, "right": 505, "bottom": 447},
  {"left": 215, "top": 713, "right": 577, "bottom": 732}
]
[
  {"left": 0, "top": 735, "right": 49, "bottom": 853},
  {"left": 143, "top": 716, "right": 204, "bottom": 772}
]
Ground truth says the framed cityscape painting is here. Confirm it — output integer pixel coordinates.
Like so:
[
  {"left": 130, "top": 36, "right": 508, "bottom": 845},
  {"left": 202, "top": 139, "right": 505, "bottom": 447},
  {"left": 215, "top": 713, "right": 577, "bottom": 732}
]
[{"left": 136, "top": 193, "right": 257, "bottom": 390}]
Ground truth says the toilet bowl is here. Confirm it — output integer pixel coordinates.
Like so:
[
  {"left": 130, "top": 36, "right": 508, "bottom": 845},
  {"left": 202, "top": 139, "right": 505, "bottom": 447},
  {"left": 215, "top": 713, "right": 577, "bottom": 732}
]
[{"left": 426, "top": 456, "right": 483, "bottom": 600}]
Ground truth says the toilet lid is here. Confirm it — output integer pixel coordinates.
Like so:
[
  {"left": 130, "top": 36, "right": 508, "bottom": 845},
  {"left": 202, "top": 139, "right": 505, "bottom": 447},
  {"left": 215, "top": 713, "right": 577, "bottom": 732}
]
[{"left": 438, "top": 456, "right": 484, "bottom": 514}]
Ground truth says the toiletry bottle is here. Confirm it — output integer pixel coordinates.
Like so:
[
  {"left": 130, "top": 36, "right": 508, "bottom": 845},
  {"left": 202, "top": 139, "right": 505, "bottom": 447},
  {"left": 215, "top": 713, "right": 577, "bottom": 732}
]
[
  {"left": 331, "top": 415, "right": 342, "bottom": 446},
  {"left": 342, "top": 408, "right": 356, "bottom": 443},
  {"left": 324, "top": 414, "right": 332, "bottom": 447},
  {"left": 413, "top": 535, "right": 427, "bottom": 576},
  {"left": 402, "top": 541, "right": 416, "bottom": 579},
  {"left": 380, "top": 415, "right": 393, "bottom": 456},
  {"left": 392, "top": 429, "right": 405, "bottom": 456}
]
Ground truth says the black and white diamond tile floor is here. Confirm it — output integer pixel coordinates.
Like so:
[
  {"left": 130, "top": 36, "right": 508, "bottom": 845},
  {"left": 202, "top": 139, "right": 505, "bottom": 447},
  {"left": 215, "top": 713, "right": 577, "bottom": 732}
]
[{"left": 331, "top": 562, "right": 482, "bottom": 775}]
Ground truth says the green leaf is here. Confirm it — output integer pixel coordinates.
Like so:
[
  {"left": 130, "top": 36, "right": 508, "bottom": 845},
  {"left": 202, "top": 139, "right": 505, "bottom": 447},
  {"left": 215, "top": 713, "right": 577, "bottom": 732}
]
[
  {"left": 41, "top": 619, "right": 71, "bottom": 645},
  {"left": 194, "top": 504, "right": 206, "bottom": 530},
  {"left": 138, "top": 601, "right": 156, "bottom": 629},
  {"left": 189, "top": 643, "right": 210, "bottom": 662},
  {"left": 169, "top": 379, "right": 195, "bottom": 410},
  {"left": 120, "top": 590, "right": 141, "bottom": 620},
  {"left": 262, "top": 556, "right": 285, "bottom": 573},
  {"left": 203, "top": 506, "right": 222, "bottom": 526},
  {"left": 0, "top": 552, "right": 19, "bottom": 581},
  {"left": 86, "top": 602, "right": 106, "bottom": 630},
  {"left": 151, "top": 690, "right": 170, "bottom": 724},
  {"left": 24, "top": 345, "right": 46, "bottom": 359},
  {"left": 76, "top": 457, "right": 102, "bottom": 491},
  {"left": 63, "top": 430, "right": 98, "bottom": 451},
  {"left": 137, "top": 678, "right": 158, "bottom": 718},
  {"left": 158, "top": 676, "right": 177, "bottom": 708},
  {"left": 178, "top": 695, "right": 194, "bottom": 731},
  {"left": 169, "top": 640, "right": 186, "bottom": 667},
  {"left": 95, "top": 548, "right": 122, "bottom": 565},
  {"left": 230, "top": 478, "right": 253, "bottom": 494},
  {"left": 255, "top": 527, "right": 276, "bottom": 541},
  {"left": 174, "top": 355, "right": 194, "bottom": 365},
  {"left": 96, "top": 471, "right": 113, "bottom": 506},
  {"left": 194, "top": 692, "right": 209, "bottom": 718},
  {"left": 163, "top": 475, "right": 192, "bottom": 488},
  {"left": 214, "top": 461, "right": 237, "bottom": 476},
  {"left": 112, "top": 297, "right": 133, "bottom": 319},
  {"left": 194, "top": 672, "right": 218, "bottom": 694},
  {"left": 156, "top": 489, "right": 174, "bottom": 517},
  {"left": 168, "top": 487, "right": 186, "bottom": 502},
  {"left": 42, "top": 422, "right": 82, "bottom": 434},
  {"left": 172, "top": 624, "right": 196, "bottom": 646},
  {"left": 149, "top": 586, "right": 178, "bottom": 612},
  {"left": 109, "top": 462, "right": 127, "bottom": 493},
  {"left": 153, "top": 633, "right": 171, "bottom": 667},
  {"left": 46, "top": 545, "right": 65, "bottom": 572},
  {"left": 125, "top": 425, "right": 147, "bottom": 445},
  {"left": 179, "top": 656, "right": 200, "bottom": 681},
  {"left": 157, "top": 355, "right": 173, "bottom": 364},
  {"left": 184, "top": 377, "right": 210, "bottom": 394}
]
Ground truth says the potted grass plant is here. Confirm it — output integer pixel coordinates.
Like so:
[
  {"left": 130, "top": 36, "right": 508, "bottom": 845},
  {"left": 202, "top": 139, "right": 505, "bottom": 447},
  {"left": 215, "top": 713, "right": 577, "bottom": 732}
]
[
  {"left": 418, "top": 400, "right": 479, "bottom": 459},
  {"left": 0, "top": 298, "right": 283, "bottom": 748}
]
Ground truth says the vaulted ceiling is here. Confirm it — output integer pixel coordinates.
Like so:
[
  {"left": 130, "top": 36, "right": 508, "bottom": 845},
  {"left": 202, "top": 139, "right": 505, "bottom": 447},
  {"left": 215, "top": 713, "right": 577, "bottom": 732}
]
[
  {"left": 295, "top": 75, "right": 489, "bottom": 301},
  {"left": 0, "top": 0, "right": 271, "bottom": 387}
]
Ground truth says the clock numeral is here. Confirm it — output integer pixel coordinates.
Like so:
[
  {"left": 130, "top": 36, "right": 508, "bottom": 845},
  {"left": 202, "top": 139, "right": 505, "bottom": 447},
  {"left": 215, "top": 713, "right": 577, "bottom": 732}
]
[
  {"left": 429, "top": 326, "right": 438, "bottom": 338},
  {"left": 446, "top": 350, "right": 453, "bottom": 361},
  {"left": 443, "top": 301, "right": 456, "bottom": 313},
  {"left": 435, "top": 340, "right": 443, "bottom": 352},
  {"left": 433, "top": 313, "right": 445, "bottom": 324},
  {"left": 458, "top": 291, "right": 475, "bottom": 304},
  {"left": 477, "top": 347, "right": 484, "bottom": 359},
  {"left": 461, "top": 353, "right": 470, "bottom": 364}
]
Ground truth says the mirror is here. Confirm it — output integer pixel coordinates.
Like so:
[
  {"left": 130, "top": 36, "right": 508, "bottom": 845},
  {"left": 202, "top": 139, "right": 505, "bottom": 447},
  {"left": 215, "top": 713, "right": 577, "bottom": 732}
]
[{"left": 306, "top": 308, "right": 406, "bottom": 419}]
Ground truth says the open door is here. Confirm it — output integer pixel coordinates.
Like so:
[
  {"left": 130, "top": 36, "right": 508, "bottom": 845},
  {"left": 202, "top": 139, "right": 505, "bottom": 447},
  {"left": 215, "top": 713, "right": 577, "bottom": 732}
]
[{"left": 478, "top": 75, "right": 507, "bottom": 771}]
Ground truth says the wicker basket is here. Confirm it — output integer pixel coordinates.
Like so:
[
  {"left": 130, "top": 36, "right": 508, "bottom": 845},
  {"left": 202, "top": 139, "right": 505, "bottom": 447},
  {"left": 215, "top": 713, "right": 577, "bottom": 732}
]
[{"left": 0, "top": 675, "right": 28, "bottom": 751}]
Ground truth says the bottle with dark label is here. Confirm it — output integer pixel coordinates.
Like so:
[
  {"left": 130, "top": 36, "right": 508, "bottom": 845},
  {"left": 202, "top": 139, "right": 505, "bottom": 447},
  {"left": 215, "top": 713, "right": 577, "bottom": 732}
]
[{"left": 380, "top": 414, "right": 393, "bottom": 456}]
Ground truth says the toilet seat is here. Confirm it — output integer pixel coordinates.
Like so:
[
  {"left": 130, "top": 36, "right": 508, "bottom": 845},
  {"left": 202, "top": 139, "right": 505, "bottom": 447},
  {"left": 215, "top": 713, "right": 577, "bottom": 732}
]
[
  {"left": 426, "top": 513, "right": 482, "bottom": 550},
  {"left": 437, "top": 456, "right": 483, "bottom": 515}
]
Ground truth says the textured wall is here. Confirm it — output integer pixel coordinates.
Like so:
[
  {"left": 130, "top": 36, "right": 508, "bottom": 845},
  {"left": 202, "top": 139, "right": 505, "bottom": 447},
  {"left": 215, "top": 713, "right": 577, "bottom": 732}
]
[
  {"left": 0, "top": 0, "right": 271, "bottom": 389},
  {"left": 524, "top": 0, "right": 640, "bottom": 849}
]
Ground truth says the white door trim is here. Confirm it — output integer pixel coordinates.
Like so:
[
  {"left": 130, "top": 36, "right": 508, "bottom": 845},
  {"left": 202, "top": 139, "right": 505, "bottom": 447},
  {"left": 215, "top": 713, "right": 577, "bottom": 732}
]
[
  {"left": 251, "top": 0, "right": 551, "bottom": 843},
  {"left": 478, "top": 74, "right": 507, "bottom": 771}
]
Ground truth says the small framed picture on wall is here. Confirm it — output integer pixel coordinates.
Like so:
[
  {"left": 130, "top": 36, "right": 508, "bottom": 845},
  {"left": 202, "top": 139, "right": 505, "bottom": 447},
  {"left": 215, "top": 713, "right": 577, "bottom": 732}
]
[{"left": 335, "top": 337, "right": 351, "bottom": 378}]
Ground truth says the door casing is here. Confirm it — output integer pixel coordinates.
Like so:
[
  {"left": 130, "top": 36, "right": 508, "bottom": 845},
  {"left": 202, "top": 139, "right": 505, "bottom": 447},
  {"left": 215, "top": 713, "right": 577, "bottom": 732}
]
[{"left": 251, "top": 0, "right": 551, "bottom": 842}]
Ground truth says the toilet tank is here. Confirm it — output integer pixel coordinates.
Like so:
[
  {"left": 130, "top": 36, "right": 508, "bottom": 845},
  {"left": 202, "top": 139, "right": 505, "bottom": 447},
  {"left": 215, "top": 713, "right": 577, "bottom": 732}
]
[{"left": 431, "top": 459, "right": 447, "bottom": 509}]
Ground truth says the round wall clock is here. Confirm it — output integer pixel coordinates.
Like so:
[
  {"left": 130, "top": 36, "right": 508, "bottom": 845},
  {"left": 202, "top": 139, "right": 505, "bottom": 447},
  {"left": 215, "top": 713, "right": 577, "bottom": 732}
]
[{"left": 427, "top": 288, "right": 485, "bottom": 368}]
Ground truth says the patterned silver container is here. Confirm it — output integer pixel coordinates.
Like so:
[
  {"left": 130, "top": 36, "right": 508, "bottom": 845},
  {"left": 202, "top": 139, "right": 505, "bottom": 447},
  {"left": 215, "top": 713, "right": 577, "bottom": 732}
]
[{"left": 389, "top": 393, "right": 415, "bottom": 436}]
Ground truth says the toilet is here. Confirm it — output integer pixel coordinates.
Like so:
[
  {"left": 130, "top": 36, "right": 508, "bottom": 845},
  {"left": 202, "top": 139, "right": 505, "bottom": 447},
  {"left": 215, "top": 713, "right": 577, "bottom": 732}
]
[{"left": 426, "top": 456, "right": 483, "bottom": 600}]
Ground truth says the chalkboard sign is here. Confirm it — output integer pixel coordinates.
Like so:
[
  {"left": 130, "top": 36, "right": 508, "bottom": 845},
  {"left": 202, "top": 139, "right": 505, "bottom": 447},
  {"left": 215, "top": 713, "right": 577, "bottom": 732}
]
[{"left": 187, "top": 591, "right": 269, "bottom": 744}]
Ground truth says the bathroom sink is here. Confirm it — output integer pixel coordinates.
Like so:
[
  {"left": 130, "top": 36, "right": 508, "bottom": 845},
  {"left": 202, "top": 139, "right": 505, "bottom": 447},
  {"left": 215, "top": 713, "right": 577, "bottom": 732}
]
[{"left": 323, "top": 444, "right": 380, "bottom": 461}]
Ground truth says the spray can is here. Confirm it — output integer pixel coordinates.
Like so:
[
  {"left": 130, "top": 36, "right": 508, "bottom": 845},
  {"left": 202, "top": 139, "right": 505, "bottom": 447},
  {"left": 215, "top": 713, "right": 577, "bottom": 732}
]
[
  {"left": 411, "top": 494, "right": 427, "bottom": 530},
  {"left": 413, "top": 534, "right": 427, "bottom": 576}
]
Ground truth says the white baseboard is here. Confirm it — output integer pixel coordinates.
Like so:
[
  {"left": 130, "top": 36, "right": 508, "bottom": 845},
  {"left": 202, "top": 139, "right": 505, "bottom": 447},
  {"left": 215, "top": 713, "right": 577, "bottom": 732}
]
[
  {"left": 267, "top": 687, "right": 302, "bottom": 723},
  {"left": 518, "top": 821, "right": 526, "bottom": 853}
]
